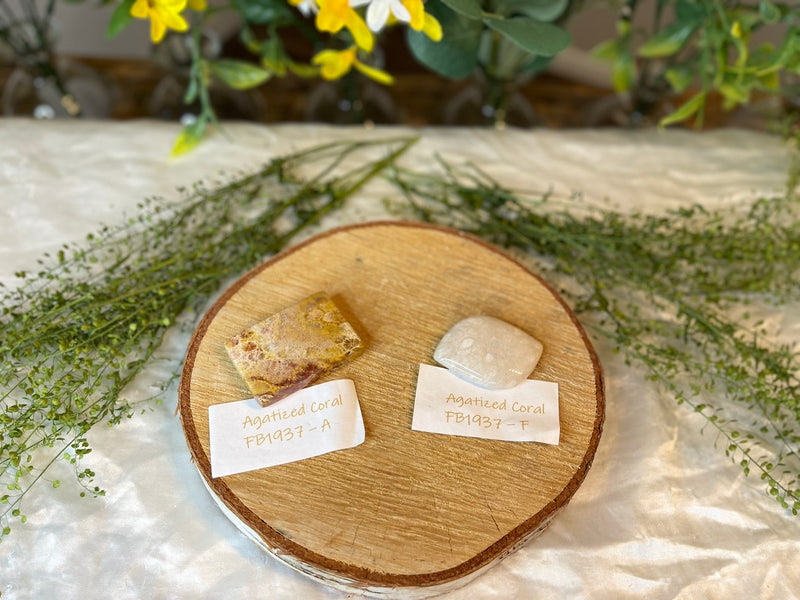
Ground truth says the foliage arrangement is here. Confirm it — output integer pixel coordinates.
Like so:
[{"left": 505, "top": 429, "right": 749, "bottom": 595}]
[
  {"left": 594, "top": 0, "right": 800, "bottom": 126},
  {"left": 389, "top": 155, "right": 800, "bottom": 514},
  {"left": 95, "top": 0, "right": 572, "bottom": 149},
  {"left": 0, "top": 137, "right": 415, "bottom": 540},
  {"left": 1, "top": 134, "right": 799, "bottom": 543},
  {"left": 405, "top": 0, "right": 573, "bottom": 80},
  {"left": 3, "top": 1, "right": 800, "bottom": 131}
]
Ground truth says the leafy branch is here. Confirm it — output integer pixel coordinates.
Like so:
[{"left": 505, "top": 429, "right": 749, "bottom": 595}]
[
  {"left": 3, "top": 131, "right": 798, "bottom": 545},
  {"left": 387, "top": 155, "right": 800, "bottom": 514},
  {"left": 594, "top": 0, "right": 800, "bottom": 126},
  {"left": 0, "top": 136, "right": 416, "bottom": 540}
]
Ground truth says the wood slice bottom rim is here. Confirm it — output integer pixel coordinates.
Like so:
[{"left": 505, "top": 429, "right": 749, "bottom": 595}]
[{"left": 178, "top": 221, "right": 605, "bottom": 597}]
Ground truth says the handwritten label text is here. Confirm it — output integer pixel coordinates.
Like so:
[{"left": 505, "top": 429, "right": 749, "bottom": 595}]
[
  {"left": 209, "top": 380, "right": 364, "bottom": 478},
  {"left": 412, "top": 364, "right": 559, "bottom": 444}
]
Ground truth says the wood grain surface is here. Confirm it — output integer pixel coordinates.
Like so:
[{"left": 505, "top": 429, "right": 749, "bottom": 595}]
[{"left": 178, "top": 221, "right": 605, "bottom": 596}]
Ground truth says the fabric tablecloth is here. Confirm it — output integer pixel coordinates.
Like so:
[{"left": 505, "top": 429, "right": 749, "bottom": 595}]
[{"left": 1, "top": 119, "right": 798, "bottom": 599}]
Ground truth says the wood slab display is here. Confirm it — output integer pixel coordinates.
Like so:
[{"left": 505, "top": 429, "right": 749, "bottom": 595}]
[{"left": 178, "top": 221, "right": 605, "bottom": 598}]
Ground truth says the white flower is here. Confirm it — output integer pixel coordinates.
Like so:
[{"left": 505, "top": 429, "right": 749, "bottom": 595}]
[{"left": 357, "top": 0, "right": 411, "bottom": 33}]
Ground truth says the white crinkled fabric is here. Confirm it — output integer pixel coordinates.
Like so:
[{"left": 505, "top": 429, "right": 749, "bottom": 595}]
[{"left": 1, "top": 119, "right": 798, "bottom": 600}]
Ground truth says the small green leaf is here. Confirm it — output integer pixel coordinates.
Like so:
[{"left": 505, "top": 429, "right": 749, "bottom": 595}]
[
  {"left": 591, "top": 39, "right": 620, "bottom": 61},
  {"left": 520, "top": 54, "right": 555, "bottom": 77},
  {"left": 719, "top": 83, "right": 749, "bottom": 106},
  {"left": 638, "top": 22, "right": 696, "bottom": 58},
  {"left": 675, "top": 0, "right": 706, "bottom": 22},
  {"left": 759, "top": 0, "right": 781, "bottom": 23},
  {"left": 260, "top": 38, "right": 289, "bottom": 77},
  {"left": 106, "top": 0, "right": 135, "bottom": 39},
  {"left": 240, "top": 27, "right": 260, "bottom": 53},
  {"left": 664, "top": 66, "right": 693, "bottom": 93},
  {"left": 288, "top": 62, "right": 319, "bottom": 78},
  {"left": 440, "top": 0, "right": 482, "bottom": 20},
  {"left": 493, "top": 0, "right": 570, "bottom": 22},
  {"left": 659, "top": 92, "right": 706, "bottom": 127},
  {"left": 184, "top": 75, "right": 199, "bottom": 104},
  {"left": 484, "top": 16, "right": 571, "bottom": 57},
  {"left": 759, "top": 69, "right": 779, "bottom": 90},
  {"left": 755, "top": 31, "right": 797, "bottom": 75},
  {"left": 232, "top": 0, "right": 294, "bottom": 24},
  {"left": 407, "top": 3, "right": 482, "bottom": 79},
  {"left": 208, "top": 59, "right": 272, "bottom": 90},
  {"left": 171, "top": 118, "right": 207, "bottom": 157},
  {"left": 612, "top": 51, "right": 635, "bottom": 93}
]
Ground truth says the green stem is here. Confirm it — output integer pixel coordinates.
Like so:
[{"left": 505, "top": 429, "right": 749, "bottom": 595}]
[{"left": 0, "top": 138, "right": 418, "bottom": 539}]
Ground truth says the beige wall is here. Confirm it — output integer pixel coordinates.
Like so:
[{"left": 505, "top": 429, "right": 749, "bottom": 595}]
[
  {"left": 56, "top": 4, "right": 150, "bottom": 58},
  {"left": 15, "top": 0, "right": 239, "bottom": 58}
]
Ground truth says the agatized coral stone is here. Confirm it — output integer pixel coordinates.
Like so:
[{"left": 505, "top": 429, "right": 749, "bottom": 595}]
[
  {"left": 433, "top": 316, "right": 543, "bottom": 390},
  {"left": 225, "top": 292, "right": 363, "bottom": 406}
]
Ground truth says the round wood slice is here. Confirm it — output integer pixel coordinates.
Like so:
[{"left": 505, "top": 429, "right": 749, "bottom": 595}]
[{"left": 178, "top": 221, "right": 604, "bottom": 598}]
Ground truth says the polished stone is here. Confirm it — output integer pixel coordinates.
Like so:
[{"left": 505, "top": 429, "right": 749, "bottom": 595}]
[
  {"left": 225, "top": 292, "right": 363, "bottom": 406},
  {"left": 433, "top": 316, "right": 543, "bottom": 390}
]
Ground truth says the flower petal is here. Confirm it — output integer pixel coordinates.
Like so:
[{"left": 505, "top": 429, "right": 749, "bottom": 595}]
[
  {"left": 354, "top": 60, "right": 394, "bottom": 85},
  {"left": 389, "top": 0, "right": 411, "bottom": 23},
  {"left": 346, "top": 12, "right": 374, "bottom": 51},
  {"left": 130, "top": 0, "right": 150, "bottom": 19},
  {"left": 316, "top": 7, "right": 343, "bottom": 33},
  {"left": 401, "top": 0, "right": 424, "bottom": 29},
  {"left": 158, "top": 7, "right": 189, "bottom": 32},
  {"left": 366, "top": 0, "right": 390, "bottom": 32},
  {"left": 313, "top": 48, "right": 357, "bottom": 80},
  {"left": 320, "top": 60, "right": 350, "bottom": 80},
  {"left": 422, "top": 13, "right": 442, "bottom": 41},
  {"left": 150, "top": 16, "right": 167, "bottom": 42},
  {"left": 311, "top": 49, "right": 342, "bottom": 65}
]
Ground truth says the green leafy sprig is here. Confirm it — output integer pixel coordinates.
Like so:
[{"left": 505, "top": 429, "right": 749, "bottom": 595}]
[
  {"left": 594, "top": 0, "right": 800, "bottom": 127},
  {"left": 389, "top": 158, "right": 800, "bottom": 514},
  {"left": 408, "top": 0, "right": 573, "bottom": 80},
  {"left": 0, "top": 137, "right": 415, "bottom": 539}
]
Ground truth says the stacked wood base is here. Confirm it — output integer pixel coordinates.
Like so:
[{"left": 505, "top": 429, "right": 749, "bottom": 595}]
[{"left": 179, "top": 222, "right": 605, "bottom": 597}]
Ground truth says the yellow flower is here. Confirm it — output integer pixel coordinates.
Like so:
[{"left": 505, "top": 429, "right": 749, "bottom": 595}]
[
  {"left": 312, "top": 47, "right": 394, "bottom": 84},
  {"left": 315, "top": 0, "right": 374, "bottom": 52},
  {"left": 187, "top": 0, "right": 207, "bottom": 9},
  {"left": 130, "top": 0, "right": 189, "bottom": 43},
  {"left": 400, "top": 0, "right": 442, "bottom": 41}
]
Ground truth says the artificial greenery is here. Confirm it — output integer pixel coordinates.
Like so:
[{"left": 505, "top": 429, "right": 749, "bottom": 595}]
[
  {"left": 388, "top": 155, "right": 800, "bottom": 514},
  {"left": 594, "top": 0, "right": 800, "bottom": 126},
  {"left": 162, "top": 0, "right": 324, "bottom": 154},
  {"left": 0, "top": 137, "right": 414, "bottom": 540},
  {"left": 5, "top": 1, "right": 800, "bottom": 135},
  {"left": 1, "top": 134, "right": 799, "bottom": 542},
  {"left": 407, "top": 0, "right": 573, "bottom": 80}
]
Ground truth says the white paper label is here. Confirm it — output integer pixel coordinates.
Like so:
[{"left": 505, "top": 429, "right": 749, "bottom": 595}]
[
  {"left": 412, "top": 364, "right": 560, "bottom": 444},
  {"left": 208, "top": 379, "right": 365, "bottom": 478}
]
